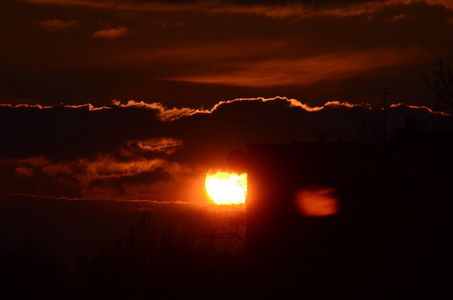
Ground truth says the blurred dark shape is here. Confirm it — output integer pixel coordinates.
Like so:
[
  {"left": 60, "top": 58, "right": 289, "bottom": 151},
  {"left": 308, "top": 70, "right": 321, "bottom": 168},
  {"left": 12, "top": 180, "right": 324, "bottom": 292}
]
[
  {"left": 227, "top": 149, "right": 248, "bottom": 173},
  {"left": 294, "top": 187, "right": 338, "bottom": 217},
  {"left": 246, "top": 132, "right": 452, "bottom": 298}
]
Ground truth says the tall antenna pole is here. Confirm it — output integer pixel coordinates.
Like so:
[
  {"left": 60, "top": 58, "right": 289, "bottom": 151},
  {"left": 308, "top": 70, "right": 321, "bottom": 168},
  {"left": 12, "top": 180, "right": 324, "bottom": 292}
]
[
  {"left": 383, "top": 91, "right": 388, "bottom": 143},
  {"left": 382, "top": 91, "right": 394, "bottom": 142}
]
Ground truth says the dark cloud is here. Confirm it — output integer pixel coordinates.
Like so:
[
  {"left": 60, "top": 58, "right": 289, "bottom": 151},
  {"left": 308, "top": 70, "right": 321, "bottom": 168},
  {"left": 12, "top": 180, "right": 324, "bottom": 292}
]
[
  {"left": 33, "top": 19, "right": 79, "bottom": 31},
  {"left": 15, "top": 1, "right": 453, "bottom": 15},
  {"left": 1, "top": 98, "right": 451, "bottom": 201},
  {"left": 0, "top": 104, "right": 162, "bottom": 159},
  {"left": 82, "top": 166, "right": 174, "bottom": 199}
]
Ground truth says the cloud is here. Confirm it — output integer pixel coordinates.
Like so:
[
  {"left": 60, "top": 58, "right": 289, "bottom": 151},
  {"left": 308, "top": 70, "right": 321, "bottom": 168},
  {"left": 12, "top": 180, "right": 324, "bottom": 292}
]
[
  {"left": 0, "top": 103, "right": 109, "bottom": 111},
  {"left": 92, "top": 27, "right": 129, "bottom": 39},
  {"left": 15, "top": 166, "right": 34, "bottom": 176},
  {"left": 391, "top": 13, "right": 410, "bottom": 21},
  {"left": 0, "top": 103, "right": 162, "bottom": 159},
  {"left": 1, "top": 97, "right": 452, "bottom": 201},
  {"left": 16, "top": 0, "right": 197, "bottom": 11},
  {"left": 164, "top": 47, "right": 425, "bottom": 87},
  {"left": 151, "top": 19, "right": 185, "bottom": 29},
  {"left": 17, "top": 0, "right": 453, "bottom": 19},
  {"left": 77, "top": 156, "right": 185, "bottom": 199},
  {"left": 111, "top": 100, "right": 197, "bottom": 121},
  {"left": 123, "top": 138, "right": 184, "bottom": 155},
  {"left": 220, "top": 0, "right": 450, "bottom": 18},
  {"left": 33, "top": 19, "right": 79, "bottom": 31},
  {"left": 129, "top": 40, "right": 287, "bottom": 65},
  {"left": 390, "top": 102, "right": 452, "bottom": 116},
  {"left": 76, "top": 156, "right": 170, "bottom": 181},
  {"left": 8, "top": 146, "right": 188, "bottom": 200}
]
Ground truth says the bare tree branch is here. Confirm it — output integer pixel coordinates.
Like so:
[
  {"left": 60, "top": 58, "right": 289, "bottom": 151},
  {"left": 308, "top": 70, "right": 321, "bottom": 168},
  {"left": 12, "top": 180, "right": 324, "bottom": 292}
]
[{"left": 424, "top": 58, "right": 453, "bottom": 114}]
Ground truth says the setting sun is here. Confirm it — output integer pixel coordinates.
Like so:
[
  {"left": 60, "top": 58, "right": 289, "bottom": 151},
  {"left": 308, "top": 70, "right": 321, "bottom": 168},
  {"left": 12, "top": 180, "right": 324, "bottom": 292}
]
[{"left": 205, "top": 170, "right": 247, "bottom": 205}]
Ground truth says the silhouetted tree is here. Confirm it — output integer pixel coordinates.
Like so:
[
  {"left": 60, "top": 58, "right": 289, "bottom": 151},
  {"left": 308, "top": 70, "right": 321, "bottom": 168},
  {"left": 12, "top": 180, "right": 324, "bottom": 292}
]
[
  {"left": 424, "top": 58, "right": 453, "bottom": 114},
  {"left": 357, "top": 119, "right": 382, "bottom": 142},
  {"left": 75, "top": 208, "right": 248, "bottom": 297}
]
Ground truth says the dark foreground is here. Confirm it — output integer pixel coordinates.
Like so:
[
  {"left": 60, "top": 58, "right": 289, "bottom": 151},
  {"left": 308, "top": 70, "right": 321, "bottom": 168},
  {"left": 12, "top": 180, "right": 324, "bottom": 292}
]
[{"left": 1, "top": 176, "right": 452, "bottom": 300}]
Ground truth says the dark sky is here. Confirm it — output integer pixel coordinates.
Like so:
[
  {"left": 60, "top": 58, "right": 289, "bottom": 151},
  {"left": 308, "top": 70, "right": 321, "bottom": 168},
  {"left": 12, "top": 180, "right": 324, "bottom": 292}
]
[
  {"left": 1, "top": 0, "right": 453, "bottom": 106},
  {"left": 1, "top": 0, "right": 453, "bottom": 202}
]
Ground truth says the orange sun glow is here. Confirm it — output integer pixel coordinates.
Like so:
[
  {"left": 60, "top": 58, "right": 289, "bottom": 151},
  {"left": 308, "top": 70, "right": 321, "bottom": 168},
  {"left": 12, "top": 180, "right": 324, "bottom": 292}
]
[{"left": 205, "top": 170, "right": 247, "bottom": 205}]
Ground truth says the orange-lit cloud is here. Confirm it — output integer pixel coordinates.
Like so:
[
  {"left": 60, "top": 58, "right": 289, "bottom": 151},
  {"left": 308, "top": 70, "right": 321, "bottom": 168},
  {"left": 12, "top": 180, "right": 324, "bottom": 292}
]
[
  {"left": 35, "top": 141, "right": 185, "bottom": 182},
  {"left": 76, "top": 156, "right": 169, "bottom": 180},
  {"left": 13, "top": 156, "right": 50, "bottom": 168},
  {"left": 289, "top": 100, "right": 372, "bottom": 112},
  {"left": 123, "top": 138, "right": 183, "bottom": 156},
  {"left": 151, "top": 19, "right": 185, "bottom": 29},
  {"left": 17, "top": 0, "right": 196, "bottom": 11},
  {"left": 0, "top": 103, "right": 110, "bottom": 111},
  {"left": 0, "top": 103, "right": 52, "bottom": 109},
  {"left": 391, "top": 13, "right": 411, "bottom": 21},
  {"left": 117, "top": 40, "right": 287, "bottom": 67},
  {"left": 109, "top": 97, "right": 443, "bottom": 122},
  {"left": 110, "top": 97, "right": 373, "bottom": 122},
  {"left": 165, "top": 47, "right": 425, "bottom": 87},
  {"left": 17, "top": 0, "right": 453, "bottom": 18},
  {"left": 201, "top": 97, "right": 372, "bottom": 115},
  {"left": 15, "top": 166, "right": 34, "bottom": 176},
  {"left": 61, "top": 103, "right": 111, "bottom": 111},
  {"left": 92, "top": 27, "right": 129, "bottom": 39},
  {"left": 80, "top": 157, "right": 189, "bottom": 200},
  {"left": 33, "top": 19, "right": 79, "bottom": 31},
  {"left": 390, "top": 103, "right": 452, "bottom": 116},
  {"left": 1, "top": 96, "right": 448, "bottom": 127},
  {"left": 20, "top": 152, "right": 187, "bottom": 199},
  {"left": 111, "top": 100, "right": 198, "bottom": 121},
  {"left": 210, "top": 0, "right": 453, "bottom": 18},
  {"left": 9, "top": 134, "right": 188, "bottom": 200}
]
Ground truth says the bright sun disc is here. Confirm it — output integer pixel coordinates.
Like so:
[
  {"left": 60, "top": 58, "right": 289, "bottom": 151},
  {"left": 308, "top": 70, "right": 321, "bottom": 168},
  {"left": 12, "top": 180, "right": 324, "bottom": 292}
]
[{"left": 205, "top": 170, "right": 247, "bottom": 205}]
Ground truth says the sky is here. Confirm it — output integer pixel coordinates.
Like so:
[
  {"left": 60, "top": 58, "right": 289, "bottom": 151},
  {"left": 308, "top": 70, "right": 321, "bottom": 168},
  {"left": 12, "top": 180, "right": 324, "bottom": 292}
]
[
  {"left": 1, "top": 0, "right": 453, "bottom": 202},
  {"left": 2, "top": 0, "right": 453, "bottom": 107}
]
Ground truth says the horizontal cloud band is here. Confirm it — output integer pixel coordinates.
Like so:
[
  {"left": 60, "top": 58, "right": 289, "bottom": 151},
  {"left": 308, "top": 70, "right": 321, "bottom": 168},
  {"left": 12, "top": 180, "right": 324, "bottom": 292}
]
[{"left": 1, "top": 97, "right": 451, "bottom": 201}]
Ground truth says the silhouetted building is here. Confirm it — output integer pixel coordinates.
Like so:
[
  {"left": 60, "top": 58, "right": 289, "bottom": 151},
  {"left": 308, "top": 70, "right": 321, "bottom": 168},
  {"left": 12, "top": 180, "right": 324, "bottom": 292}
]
[{"left": 246, "top": 137, "right": 452, "bottom": 298}]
